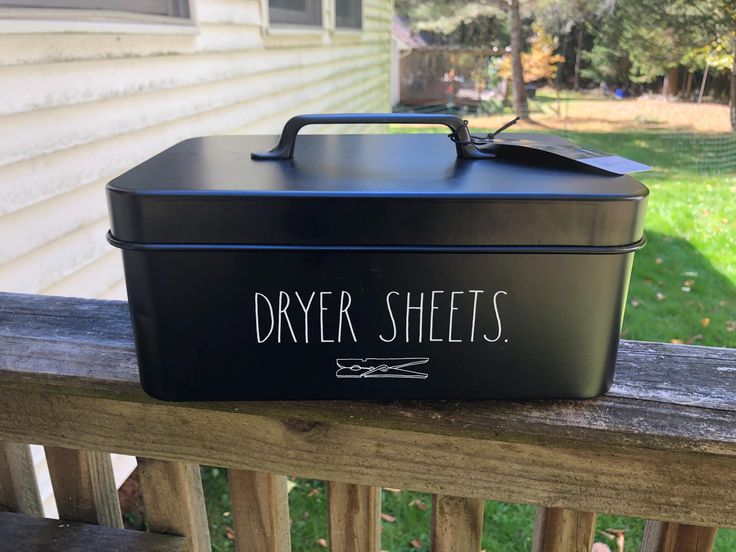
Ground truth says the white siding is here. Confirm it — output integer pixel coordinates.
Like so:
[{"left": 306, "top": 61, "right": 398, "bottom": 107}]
[
  {"left": 0, "top": 0, "right": 393, "bottom": 300},
  {"left": 0, "top": 0, "right": 392, "bottom": 510}
]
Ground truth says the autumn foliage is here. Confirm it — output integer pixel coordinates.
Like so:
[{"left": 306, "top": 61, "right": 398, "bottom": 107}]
[{"left": 499, "top": 25, "right": 565, "bottom": 83}]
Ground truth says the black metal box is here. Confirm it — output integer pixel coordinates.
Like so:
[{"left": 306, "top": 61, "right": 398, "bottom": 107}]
[{"left": 107, "top": 114, "right": 647, "bottom": 401}]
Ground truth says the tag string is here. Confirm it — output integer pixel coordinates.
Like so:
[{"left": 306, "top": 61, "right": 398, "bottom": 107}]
[{"left": 448, "top": 116, "right": 520, "bottom": 146}]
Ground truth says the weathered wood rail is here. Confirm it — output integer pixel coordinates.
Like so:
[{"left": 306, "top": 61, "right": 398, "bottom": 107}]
[{"left": 0, "top": 291, "right": 735, "bottom": 551}]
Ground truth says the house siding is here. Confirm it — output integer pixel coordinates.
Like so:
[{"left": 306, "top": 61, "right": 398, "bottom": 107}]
[{"left": 0, "top": 0, "right": 393, "bottom": 300}]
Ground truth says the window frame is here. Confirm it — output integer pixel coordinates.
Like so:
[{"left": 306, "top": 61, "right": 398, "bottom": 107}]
[
  {"left": 0, "top": 0, "right": 189, "bottom": 17},
  {"left": 0, "top": 0, "right": 195, "bottom": 34},
  {"left": 262, "top": 0, "right": 363, "bottom": 36},
  {"left": 267, "top": 0, "right": 322, "bottom": 28},
  {"left": 334, "top": 0, "right": 361, "bottom": 31}
]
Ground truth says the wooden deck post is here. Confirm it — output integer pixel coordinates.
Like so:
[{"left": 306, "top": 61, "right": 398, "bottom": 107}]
[
  {"left": 45, "top": 446, "right": 123, "bottom": 527},
  {"left": 642, "top": 521, "right": 718, "bottom": 552},
  {"left": 229, "top": 469, "right": 292, "bottom": 552},
  {"left": 137, "top": 458, "right": 211, "bottom": 552},
  {"left": 328, "top": 482, "right": 381, "bottom": 552},
  {"left": 0, "top": 442, "right": 42, "bottom": 516},
  {"left": 431, "top": 494, "right": 485, "bottom": 551},
  {"left": 532, "top": 507, "right": 596, "bottom": 552}
]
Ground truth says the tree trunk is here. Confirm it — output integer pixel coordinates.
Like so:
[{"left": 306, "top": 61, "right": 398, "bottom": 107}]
[
  {"left": 573, "top": 25, "right": 584, "bottom": 91},
  {"left": 508, "top": 0, "right": 528, "bottom": 118},
  {"left": 556, "top": 32, "right": 569, "bottom": 90},
  {"left": 698, "top": 64, "right": 709, "bottom": 103},
  {"left": 682, "top": 70, "right": 693, "bottom": 99},
  {"left": 730, "top": 38, "right": 736, "bottom": 131},
  {"left": 662, "top": 67, "right": 679, "bottom": 97}
]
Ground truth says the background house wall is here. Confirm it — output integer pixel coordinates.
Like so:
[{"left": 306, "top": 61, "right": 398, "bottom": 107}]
[
  {"left": 0, "top": 0, "right": 392, "bottom": 518},
  {"left": 0, "top": 0, "right": 392, "bottom": 301}
]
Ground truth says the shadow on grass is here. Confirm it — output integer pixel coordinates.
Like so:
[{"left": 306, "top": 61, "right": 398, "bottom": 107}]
[{"left": 624, "top": 230, "right": 736, "bottom": 348}]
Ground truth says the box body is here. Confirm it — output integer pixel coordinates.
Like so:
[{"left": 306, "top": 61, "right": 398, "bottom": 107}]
[
  {"left": 116, "top": 244, "right": 638, "bottom": 400},
  {"left": 107, "top": 130, "right": 647, "bottom": 401}
]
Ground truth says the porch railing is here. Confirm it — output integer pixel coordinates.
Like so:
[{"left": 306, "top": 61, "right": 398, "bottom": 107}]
[{"left": 0, "top": 291, "right": 734, "bottom": 551}]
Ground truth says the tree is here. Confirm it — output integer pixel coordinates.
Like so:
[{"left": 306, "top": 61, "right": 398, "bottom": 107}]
[
  {"left": 732, "top": 37, "right": 736, "bottom": 130},
  {"left": 615, "top": 0, "right": 735, "bottom": 106},
  {"left": 508, "top": 0, "right": 529, "bottom": 117},
  {"left": 395, "top": 0, "right": 531, "bottom": 118},
  {"left": 500, "top": 25, "right": 565, "bottom": 82},
  {"left": 581, "top": 8, "right": 631, "bottom": 87},
  {"left": 616, "top": 0, "right": 699, "bottom": 95},
  {"left": 535, "top": 0, "right": 603, "bottom": 90},
  {"left": 396, "top": 1, "right": 506, "bottom": 46}
]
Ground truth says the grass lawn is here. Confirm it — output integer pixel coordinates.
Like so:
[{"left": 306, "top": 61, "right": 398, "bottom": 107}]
[{"left": 199, "top": 127, "right": 736, "bottom": 551}]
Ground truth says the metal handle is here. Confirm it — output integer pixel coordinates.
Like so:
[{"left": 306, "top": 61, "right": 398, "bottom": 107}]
[{"left": 250, "top": 113, "right": 495, "bottom": 160}]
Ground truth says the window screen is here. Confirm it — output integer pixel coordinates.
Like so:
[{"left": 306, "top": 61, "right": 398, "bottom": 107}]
[
  {"left": 0, "top": 0, "right": 189, "bottom": 18},
  {"left": 335, "top": 0, "right": 360, "bottom": 28},
  {"left": 269, "top": 0, "right": 321, "bottom": 26}
]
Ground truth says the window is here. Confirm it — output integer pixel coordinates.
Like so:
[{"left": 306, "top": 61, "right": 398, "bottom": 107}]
[
  {"left": 335, "top": 0, "right": 360, "bottom": 29},
  {"left": 0, "top": 0, "right": 189, "bottom": 18},
  {"left": 269, "top": 0, "right": 321, "bottom": 27}
]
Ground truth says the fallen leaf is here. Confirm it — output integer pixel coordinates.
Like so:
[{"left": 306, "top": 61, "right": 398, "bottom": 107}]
[
  {"left": 308, "top": 488, "right": 320, "bottom": 497},
  {"left": 317, "top": 538, "right": 328, "bottom": 548},
  {"left": 222, "top": 511, "right": 230, "bottom": 517},
  {"left": 644, "top": 279, "right": 653, "bottom": 285},
  {"left": 671, "top": 339, "right": 683, "bottom": 344},
  {"left": 656, "top": 292, "right": 666, "bottom": 301},
  {"left": 225, "top": 527, "right": 236, "bottom": 540},
  {"left": 410, "top": 539, "right": 423, "bottom": 549},
  {"left": 304, "top": 511, "right": 310, "bottom": 519},
  {"left": 631, "top": 299, "right": 641, "bottom": 308},
  {"left": 701, "top": 318, "right": 710, "bottom": 328},
  {"left": 681, "top": 286, "right": 691, "bottom": 293},
  {"left": 381, "top": 513, "right": 396, "bottom": 523},
  {"left": 726, "top": 320, "right": 736, "bottom": 332},
  {"left": 409, "top": 498, "right": 428, "bottom": 510},
  {"left": 655, "top": 257, "right": 664, "bottom": 264},
  {"left": 683, "top": 279, "right": 695, "bottom": 287},
  {"left": 682, "top": 271, "right": 698, "bottom": 277}
]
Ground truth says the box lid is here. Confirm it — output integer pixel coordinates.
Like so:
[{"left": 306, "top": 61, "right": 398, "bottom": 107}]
[{"left": 107, "top": 128, "right": 648, "bottom": 248}]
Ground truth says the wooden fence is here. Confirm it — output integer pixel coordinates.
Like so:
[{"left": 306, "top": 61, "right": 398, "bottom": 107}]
[{"left": 0, "top": 292, "right": 734, "bottom": 551}]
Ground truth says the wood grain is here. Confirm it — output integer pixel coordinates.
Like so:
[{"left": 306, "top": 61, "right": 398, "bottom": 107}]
[
  {"left": 641, "top": 521, "right": 718, "bottom": 552},
  {"left": 0, "top": 510, "right": 183, "bottom": 551},
  {"left": 137, "top": 458, "right": 211, "bottom": 552},
  {"left": 0, "top": 441, "right": 42, "bottom": 515},
  {"left": 2, "top": 293, "right": 736, "bottom": 528},
  {"left": 531, "top": 507, "right": 596, "bottom": 552},
  {"left": 2, "top": 293, "right": 736, "bottom": 459},
  {"left": 45, "top": 446, "right": 123, "bottom": 527},
  {"left": 431, "top": 494, "right": 484, "bottom": 552},
  {"left": 328, "top": 482, "right": 380, "bottom": 552},
  {"left": 228, "top": 469, "right": 291, "bottom": 552},
  {"left": 0, "top": 388, "right": 735, "bottom": 528}
]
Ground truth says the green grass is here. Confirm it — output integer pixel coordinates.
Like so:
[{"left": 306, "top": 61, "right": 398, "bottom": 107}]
[
  {"left": 564, "top": 131, "right": 736, "bottom": 349},
  {"left": 198, "top": 129, "right": 736, "bottom": 551}
]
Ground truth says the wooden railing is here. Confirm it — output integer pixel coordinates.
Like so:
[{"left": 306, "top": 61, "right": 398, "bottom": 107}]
[{"left": 0, "top": 291, "right": 734, "bottom": 551}]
